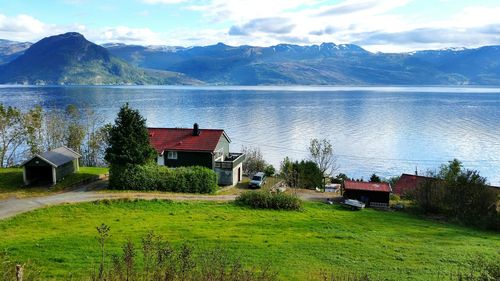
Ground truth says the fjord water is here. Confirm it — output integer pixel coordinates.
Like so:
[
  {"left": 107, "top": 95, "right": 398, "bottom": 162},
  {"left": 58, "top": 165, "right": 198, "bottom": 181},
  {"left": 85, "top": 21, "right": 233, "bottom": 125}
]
[{"left": 1, "top": 85, "right": 499, "bottom": 185}]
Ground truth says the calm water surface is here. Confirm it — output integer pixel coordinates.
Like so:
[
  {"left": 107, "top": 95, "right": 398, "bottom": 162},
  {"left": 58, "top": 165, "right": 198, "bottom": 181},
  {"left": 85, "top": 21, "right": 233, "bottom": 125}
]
[{"left": 1, "top": 85, "right": 499, "bottom": 185}]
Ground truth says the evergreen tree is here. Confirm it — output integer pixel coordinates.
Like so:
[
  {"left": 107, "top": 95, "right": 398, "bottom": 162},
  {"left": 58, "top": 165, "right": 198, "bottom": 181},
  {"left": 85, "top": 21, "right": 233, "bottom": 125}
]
[
  {"left": 105, "top": 103, "right": 155, "bottom": 166},
  {"left": 369, "top": 173, "right": 381, "bottom": 182}
]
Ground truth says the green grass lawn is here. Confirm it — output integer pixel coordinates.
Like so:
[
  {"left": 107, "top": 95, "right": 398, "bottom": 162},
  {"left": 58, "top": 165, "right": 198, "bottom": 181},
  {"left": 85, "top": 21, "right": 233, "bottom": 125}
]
[
  {"left": 0, "top": 167, "right": 108, "bottom": 199},
  {"left": 0, "top": 200, "right": 498, "bottom": 280}
]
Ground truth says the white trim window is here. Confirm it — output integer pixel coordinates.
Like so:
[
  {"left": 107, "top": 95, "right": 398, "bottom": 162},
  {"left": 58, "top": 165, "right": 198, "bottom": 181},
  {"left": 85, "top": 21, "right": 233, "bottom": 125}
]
[{"left": 167, "top": 151, "right": 178, "bottom": 160}]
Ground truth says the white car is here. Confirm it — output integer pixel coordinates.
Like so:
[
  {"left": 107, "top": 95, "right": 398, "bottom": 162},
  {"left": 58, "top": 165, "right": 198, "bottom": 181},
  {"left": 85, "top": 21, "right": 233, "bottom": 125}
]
[{"left": 248, "top": 172, "right": 266, "bottom": 189}]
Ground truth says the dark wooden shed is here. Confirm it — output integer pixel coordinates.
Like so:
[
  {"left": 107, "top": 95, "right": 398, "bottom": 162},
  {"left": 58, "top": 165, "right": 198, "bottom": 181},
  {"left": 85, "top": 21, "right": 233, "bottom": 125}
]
[
  {"left": 342, "top": 180, "right": 392, "bottom": 207},
  {"left": 22, "top": 147, "right": 81, "bottom": 186}
]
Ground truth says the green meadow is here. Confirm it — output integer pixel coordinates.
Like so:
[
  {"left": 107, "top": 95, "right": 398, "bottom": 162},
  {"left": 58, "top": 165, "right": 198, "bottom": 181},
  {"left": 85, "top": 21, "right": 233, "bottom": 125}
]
[
  {"left": 0, "top": 167, "right": 108, "bottom": 199},
  {"left": 0, "top": 200, "right": 498, "bottom": 280}
]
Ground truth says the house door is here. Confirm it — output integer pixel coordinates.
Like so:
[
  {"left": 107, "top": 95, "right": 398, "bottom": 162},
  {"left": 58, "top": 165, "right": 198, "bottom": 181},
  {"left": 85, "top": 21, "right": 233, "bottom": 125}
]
[{"left": 238, "top": 167, "right": 241, "bottom": 182}]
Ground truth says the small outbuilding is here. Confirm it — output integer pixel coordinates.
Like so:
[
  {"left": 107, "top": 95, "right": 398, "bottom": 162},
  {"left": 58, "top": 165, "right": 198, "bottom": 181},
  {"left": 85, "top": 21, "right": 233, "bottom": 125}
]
[
  {"left": 393, "top": 173, "right": 436, "bottom": 196},
  {"left": 22, "top": 146, "right": 81, "bottom": 186},
  {"left": 342, "top": 180, "right": 391, "bottom": 207}
]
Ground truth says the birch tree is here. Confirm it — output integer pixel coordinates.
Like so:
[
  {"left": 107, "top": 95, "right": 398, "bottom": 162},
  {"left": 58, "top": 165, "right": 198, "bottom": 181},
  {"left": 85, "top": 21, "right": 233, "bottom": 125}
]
[
  {"left": 308, "top": 138, "right": 338, "bottom": 177},
  {"left": 0, "top": 104, "right": 25, "bottom": 167}
]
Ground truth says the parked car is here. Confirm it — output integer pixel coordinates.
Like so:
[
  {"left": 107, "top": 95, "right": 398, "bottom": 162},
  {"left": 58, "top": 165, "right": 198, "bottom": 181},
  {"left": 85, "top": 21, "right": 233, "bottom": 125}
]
[{"left": 248, "top": 172, "right": 266, "bottom": 189}]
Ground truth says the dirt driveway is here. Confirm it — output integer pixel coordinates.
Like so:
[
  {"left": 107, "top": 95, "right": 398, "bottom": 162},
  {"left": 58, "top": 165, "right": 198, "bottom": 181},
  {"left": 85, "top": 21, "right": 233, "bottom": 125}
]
[{"left": 0, "top": 180, "right": 334, "bottom": 220}]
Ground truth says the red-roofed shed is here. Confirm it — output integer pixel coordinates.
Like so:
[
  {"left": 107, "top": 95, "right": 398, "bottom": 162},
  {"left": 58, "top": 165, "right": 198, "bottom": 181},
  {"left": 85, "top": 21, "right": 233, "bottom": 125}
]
[
  {"left": 342, "top": 180, "right": 391, "bottom": 207},
  {"left": 393, "top": 174, "right": 436, "bottom": 196}
]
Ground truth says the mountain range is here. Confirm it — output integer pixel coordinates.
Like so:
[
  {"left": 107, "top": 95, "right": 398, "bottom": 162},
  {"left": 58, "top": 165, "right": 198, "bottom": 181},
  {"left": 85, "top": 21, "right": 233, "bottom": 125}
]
[{"left": 1, "top": 32, "right": 500, "bottom": 85}]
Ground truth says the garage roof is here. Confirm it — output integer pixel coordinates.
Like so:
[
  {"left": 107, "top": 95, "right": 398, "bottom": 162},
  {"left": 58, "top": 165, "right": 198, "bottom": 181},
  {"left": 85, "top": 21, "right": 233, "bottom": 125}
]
[{"left": 22, "top": 146, "right": 82, "bottom": 167}]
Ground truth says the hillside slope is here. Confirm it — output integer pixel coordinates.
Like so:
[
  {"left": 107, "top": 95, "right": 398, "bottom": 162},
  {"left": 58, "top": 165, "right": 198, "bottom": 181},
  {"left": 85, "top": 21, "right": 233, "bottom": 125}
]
[{"left": 0, "top": 33, "right": 200, "bottom": 85}]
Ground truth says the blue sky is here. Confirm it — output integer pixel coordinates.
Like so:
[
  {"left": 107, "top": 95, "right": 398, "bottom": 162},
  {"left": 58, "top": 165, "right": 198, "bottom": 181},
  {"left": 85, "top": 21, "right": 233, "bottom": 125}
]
[{"left": 1, "top": 0, "right": 500, "bottom": 52}]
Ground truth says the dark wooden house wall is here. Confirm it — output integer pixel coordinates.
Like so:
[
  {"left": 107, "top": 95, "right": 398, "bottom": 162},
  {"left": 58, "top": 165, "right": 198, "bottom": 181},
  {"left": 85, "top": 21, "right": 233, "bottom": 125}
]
[
  {"left": 163, "top": 151, "right": 213, "bottom": 169},
  {"left": 343, "top": 190, "right": 390, "bottom": 204}
]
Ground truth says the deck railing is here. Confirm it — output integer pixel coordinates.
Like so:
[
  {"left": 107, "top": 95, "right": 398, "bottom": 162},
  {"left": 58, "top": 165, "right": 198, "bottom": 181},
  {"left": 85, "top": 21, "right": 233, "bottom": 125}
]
[{"left": 214, "top": 153, "right": 245, "bottom": 170}]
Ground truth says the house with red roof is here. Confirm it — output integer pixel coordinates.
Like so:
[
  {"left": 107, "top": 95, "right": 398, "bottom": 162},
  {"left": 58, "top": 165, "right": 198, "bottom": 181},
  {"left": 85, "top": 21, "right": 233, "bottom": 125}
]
[
  {"left": 342, "top": 180, "right": 392, "bottom": 207},
  {"left": 148, "top": 123, "right": 245, "bottom": 186},
  {"left": 393, "top": 173, "right": 436, "bottom": 196}
]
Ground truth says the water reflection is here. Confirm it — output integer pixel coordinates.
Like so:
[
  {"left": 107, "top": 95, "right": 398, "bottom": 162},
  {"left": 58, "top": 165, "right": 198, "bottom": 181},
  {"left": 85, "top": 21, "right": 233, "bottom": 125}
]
[{"left": 1, "top": 86, "right": 499, "bottom": 185}]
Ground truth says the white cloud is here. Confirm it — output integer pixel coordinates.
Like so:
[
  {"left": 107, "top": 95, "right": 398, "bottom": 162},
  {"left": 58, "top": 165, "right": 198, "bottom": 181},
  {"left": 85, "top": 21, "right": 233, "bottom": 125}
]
[
  {"left": 98, "top": 26, "right": 163, "bottom": 44},
  {"left": 0, "top": 14, "right": 46, "bottom": 39},
  {"left": 3, "top": 1, "right": 500, "bottom": 52}
]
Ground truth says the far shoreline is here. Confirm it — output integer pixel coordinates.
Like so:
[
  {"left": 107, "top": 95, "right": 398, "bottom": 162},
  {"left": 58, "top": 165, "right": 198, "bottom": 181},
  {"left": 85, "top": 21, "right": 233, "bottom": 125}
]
[{"left": 2, "top": 84, "right": 500, "bottom": 93}]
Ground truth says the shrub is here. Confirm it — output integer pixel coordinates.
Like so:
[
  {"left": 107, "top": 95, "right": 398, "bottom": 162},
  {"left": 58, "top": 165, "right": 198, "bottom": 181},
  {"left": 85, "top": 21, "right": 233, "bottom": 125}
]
[
  {"left": 90, "top": 230, "right": 278, "bottom": 281},
  {"left": 109, "top": 164, "right": 218, "bottom": 194},
  {"left": 235, "top": 191, "right": 302, "bottom": 210}
]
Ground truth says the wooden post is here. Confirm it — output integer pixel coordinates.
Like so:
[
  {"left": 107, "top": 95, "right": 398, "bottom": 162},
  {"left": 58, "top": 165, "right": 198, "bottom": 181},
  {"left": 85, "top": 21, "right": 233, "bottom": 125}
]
[
  {"left": 16, "top": 264, "right": 23, "bottom": 281},
  {"left": 52, "top": 167, "right": 57, "bottom": 185}
]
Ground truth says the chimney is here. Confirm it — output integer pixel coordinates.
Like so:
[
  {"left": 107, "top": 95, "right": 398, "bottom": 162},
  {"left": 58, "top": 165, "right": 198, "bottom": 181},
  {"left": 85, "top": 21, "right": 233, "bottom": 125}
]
[
  {"left": 193, "top": 123, "right": 200, "bottom": 136},
  {"left": 415, "top": 166, "right": 418, "bottom": 176}
]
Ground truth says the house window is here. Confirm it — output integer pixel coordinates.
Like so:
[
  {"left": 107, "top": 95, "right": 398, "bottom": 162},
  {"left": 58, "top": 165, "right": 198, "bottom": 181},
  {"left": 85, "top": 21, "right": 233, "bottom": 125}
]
[{"left": 167, "top": 151, "right": 178, "bottom": 160}]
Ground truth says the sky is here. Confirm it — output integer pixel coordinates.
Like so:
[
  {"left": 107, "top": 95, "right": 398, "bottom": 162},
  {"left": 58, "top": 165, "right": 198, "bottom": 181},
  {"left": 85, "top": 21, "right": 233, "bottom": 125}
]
[{"left": 1, "top": 0, "right": 500, "bottom": 52}]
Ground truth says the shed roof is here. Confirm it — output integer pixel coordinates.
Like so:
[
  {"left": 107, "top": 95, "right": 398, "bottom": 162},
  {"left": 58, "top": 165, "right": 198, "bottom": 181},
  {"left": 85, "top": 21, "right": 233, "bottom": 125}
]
[
  {"left": 343, "top": 180, "right": 391, "bottom": 193},
  {"left": 148, "top": 127, "right": 229, "bottom": 153},
  {"left": 22, "top": 146, "right": 81, "bottom": 167}
]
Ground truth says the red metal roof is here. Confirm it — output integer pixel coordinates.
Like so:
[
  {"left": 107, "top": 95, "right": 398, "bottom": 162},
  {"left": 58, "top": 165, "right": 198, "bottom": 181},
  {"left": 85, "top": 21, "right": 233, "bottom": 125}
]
[
  {"left": 393, "top": 174, "right": 436, "bottom": 195},
  {"left": 343, "top": 180, "right": 391, "bottom": 193},
  {"left": 148, "top": 128, "right": 227, "bottom": 153}
]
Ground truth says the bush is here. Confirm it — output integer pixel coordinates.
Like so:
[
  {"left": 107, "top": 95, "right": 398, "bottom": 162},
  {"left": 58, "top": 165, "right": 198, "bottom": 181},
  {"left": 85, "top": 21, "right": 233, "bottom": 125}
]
[
  {"left": 109, "top": 164, "right": 218, "bottom": 194},
  {"left": 235, "top": 191, "right": 302, "bottom": 210},
  {"left": 90, "top": 230, "right": 278, "bottom": 281}
]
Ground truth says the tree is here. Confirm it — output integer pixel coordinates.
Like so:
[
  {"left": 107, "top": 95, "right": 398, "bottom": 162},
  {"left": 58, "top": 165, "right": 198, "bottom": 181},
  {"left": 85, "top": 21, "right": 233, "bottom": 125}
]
[
  {"left": 65, "top": 104, "right": 85, "bottom": 153},
  {"left": 297, "top": 160, "right": 323, "bottom": 189},
  {"left": 264, "top": 164, "right": 275, "bottom": 177},
  {"left": 105, "top": 103, "right": 155, "bottom": 166},
  {"left": 331, "top": 173, "right": 348, "bottom": 184},
  {"left": 0, "top": 104, "right": 25, "bottom": 167},
  {"left": 24, "top": 105, "right": 44, "bottom": 156},
  {"left": 369, "top": 173, "right": 381, "bottom": 182},
  {"left": 241, "top": 146, "right": 266, "bottom": 177},
  {"left": 308, "top": 138, "right": 338, "bottom": 177},
  {"left": 44, "top": 110, "right": 66, "bottom": 150},
  {"left": 79, "top": 106, "right": 110, "bottom": 167},
  {"left": 413, "top": 159, "right": 498, "bottom": 230},
  {"left": 280, "top": 157, "right": 323, "bottom": 189},
  {"left": 280, "top": 157, "right": 298, "bottom": 188}
]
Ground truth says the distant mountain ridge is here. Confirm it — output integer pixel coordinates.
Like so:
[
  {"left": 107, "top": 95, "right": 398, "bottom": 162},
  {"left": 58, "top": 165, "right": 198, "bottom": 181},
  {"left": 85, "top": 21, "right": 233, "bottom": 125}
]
[
  {"left": 0, "top": 33, "right": 200, "bottom": 85},
  {"left": 102, "top": 41, "right": 500, "bottom": 85},
  {"left": 1, "top": 32, "right": 500, "bottom": 85}
]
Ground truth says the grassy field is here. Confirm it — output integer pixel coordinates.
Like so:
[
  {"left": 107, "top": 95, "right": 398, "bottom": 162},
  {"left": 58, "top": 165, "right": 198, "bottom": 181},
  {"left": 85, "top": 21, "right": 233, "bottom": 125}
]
[
  {"left": 0, "top": 200, "right": 498, "bottom": 280},
  {"left": 0, "top": 167, "right": 108, "bottom": 199}
]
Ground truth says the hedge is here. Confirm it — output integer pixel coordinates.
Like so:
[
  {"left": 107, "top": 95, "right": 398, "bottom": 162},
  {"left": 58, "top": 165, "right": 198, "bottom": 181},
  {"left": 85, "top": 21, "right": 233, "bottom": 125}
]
[
  {"left": 235, "top": 191, "right": 302, "bottom": 210},
  {"left": 109, "top": 164, "right": 218, "bottom": 194}
]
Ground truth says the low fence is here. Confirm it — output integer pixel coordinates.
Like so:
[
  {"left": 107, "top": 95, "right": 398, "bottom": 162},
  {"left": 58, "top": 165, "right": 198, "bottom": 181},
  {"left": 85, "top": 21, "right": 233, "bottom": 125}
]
[{"left": 369, "top": 202, "right": 389, "bottom": 209}]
